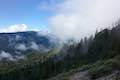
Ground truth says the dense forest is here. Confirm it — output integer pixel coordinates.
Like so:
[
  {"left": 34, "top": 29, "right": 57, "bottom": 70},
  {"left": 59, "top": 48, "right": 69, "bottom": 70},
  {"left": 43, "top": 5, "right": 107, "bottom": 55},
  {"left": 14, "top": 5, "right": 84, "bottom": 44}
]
[{"left": 0, "top": 24, "right": 120, "bottom": 80}]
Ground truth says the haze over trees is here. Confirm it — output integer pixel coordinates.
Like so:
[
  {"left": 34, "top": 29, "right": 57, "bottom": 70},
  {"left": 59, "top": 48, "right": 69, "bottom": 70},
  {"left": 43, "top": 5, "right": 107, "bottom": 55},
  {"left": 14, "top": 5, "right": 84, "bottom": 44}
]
[{"left": 0, "top": 23, "right": 120, "bottom": 80}]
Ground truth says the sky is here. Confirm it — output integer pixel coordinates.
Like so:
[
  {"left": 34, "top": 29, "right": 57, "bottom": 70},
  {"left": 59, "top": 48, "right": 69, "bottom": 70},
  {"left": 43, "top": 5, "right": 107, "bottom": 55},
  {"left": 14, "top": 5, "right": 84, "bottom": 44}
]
[
  {"left": 0, "top": 0, "right": 120, "bottom": 40},
  {"left": 0, "top": 0, "right": 60, "bottom": 31}
]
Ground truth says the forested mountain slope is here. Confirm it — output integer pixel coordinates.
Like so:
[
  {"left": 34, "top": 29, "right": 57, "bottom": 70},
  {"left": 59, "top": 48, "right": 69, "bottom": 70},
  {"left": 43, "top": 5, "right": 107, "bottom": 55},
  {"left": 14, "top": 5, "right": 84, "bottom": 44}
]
[
  {"left": 0, "top": 31, "right": 60, "bottom": 61},
  {"left": 0, "top": 24, "right": 120, "bottom": 80}
]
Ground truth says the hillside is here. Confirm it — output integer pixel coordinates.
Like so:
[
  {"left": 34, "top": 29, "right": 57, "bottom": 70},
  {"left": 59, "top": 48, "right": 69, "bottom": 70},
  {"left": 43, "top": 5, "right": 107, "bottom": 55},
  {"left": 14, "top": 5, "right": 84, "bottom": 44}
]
[
  {"left": 0, "top": 24, "right": 120, "bottom": 80},
  {"left": 47, "top": 56, "right": 120, "bottom": 80},
  {"left": 0, "top": 31, "right": 60, "bottom": 61},
  {"left": 47, "top": 24, "right": 120, "bottom": 80}
]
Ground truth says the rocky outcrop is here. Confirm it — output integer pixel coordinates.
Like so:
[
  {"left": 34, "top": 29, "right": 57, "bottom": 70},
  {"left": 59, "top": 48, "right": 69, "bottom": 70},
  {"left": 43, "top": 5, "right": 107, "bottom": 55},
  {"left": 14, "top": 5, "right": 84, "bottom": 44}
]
[
  {"left": 69, "top": 71, "right": 91, "bottom": 80},
  {"left": 69, "top": 70, "right": 120, "bottom": 80}
]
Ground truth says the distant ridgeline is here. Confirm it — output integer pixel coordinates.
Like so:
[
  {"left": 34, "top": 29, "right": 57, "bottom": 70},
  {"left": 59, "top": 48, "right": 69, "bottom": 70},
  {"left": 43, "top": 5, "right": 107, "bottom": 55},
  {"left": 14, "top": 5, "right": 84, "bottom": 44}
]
[
  {"left": 0, "top": 24, "right": 120, "bottom": 80},
  {"left": 0, "top": 31, "right": 60, "bottom": 61}
]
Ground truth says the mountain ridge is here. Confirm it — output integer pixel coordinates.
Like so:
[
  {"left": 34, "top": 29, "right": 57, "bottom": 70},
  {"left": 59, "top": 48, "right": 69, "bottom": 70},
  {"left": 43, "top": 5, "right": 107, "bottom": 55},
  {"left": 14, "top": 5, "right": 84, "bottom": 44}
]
[{"left": 0, "top": 31, "right": 60, "bottom": 61}]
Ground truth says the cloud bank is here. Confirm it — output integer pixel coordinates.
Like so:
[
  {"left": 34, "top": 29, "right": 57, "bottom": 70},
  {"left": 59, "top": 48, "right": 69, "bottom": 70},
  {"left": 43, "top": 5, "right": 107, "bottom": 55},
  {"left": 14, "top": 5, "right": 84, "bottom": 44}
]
[
  {"left": 0, "top": 51, "right": 14, "bottom": 61},
  {"left": 0, "top": 51, "right": 26, "bottom": 61},
  {"left": 50, "top": 0, "right": 120, "bottom": 40},
  {"left": 0, "top": 24, "right": 28, "bottom": 33},
  {"left": 30, "top": 42, "right": 39, "bottom": 50},
  {"left": 16, "top": 44, "right": 27, "bottom": 51},
  {"left": 38, "top": 0, "right": 63, "bottom": 12}
]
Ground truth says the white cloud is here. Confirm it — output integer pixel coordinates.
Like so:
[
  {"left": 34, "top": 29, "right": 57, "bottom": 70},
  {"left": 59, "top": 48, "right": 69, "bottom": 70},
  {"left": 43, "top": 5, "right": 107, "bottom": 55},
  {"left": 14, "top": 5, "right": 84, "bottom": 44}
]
[
  {"left": 39, "top": 45, "right": 50, "bottom": 52},
  {"left": 37, "top": 0, "right": 62, "bottom": 12},
  {"left": 0, "top": 24, "right": 28, "bottom": 33},
  {"left": 38, "top": 2, "right": 53, "bottom": 11},
  {"left": 30, "top": 42, "right": 39, "bottom": 50},
  {"left": 16, "top": 44, "right": 27, "bottom": 51},
  {"left": 37, "top": 31, "right": 50, "bottom": 37},
  {"left": 50, "top": 0, "right": 120, "bottom": 40},
  {"left": 0, "top": 51, "right": 26, "bottom": 61},
  {"left": 0, "top": 51, "right": 14, "bottom": 61}
]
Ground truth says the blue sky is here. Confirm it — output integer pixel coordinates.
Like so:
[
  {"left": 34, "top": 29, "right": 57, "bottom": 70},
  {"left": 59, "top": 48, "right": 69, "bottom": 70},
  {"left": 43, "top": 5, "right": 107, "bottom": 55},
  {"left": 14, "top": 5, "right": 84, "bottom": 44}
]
[
  {"left": 0, "top": 0, "right": 62, "bottom": 31},
  {"left": 0, "top": 0, "right": 120, "bottom": 40}
]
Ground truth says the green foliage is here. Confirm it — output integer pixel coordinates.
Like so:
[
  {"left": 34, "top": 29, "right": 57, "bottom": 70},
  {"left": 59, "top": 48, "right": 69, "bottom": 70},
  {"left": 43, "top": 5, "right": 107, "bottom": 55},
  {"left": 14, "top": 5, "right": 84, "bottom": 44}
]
[
  {"left": 1, "top": 25, "right": 120, "bottom": 80},
  {"left": 89, "top": 56, "right": 120, "bottom": 79},
  {"left": 89, "top": 63, "right": 113, "bottom": 79}
]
